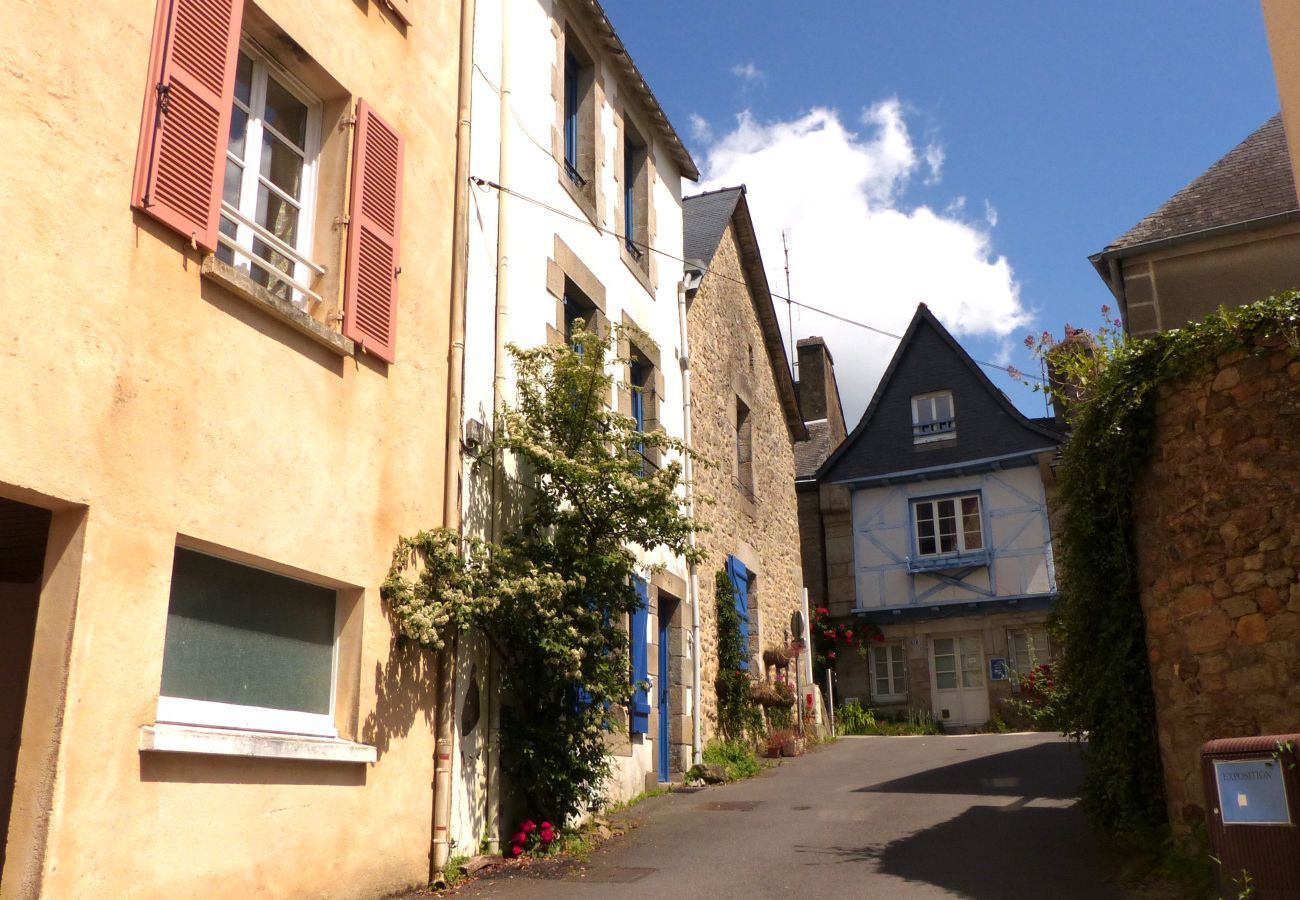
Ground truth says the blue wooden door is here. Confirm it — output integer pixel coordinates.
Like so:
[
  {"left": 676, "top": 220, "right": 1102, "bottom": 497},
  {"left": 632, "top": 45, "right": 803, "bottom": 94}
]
[{"left": 657, "top": 613, "right": 670, "bottom": 781}]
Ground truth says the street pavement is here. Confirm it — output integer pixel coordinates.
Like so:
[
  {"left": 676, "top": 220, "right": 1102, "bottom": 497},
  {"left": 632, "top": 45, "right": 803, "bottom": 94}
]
[{"left": 453, "top": 732, "right": 1126, "bottom": 899}]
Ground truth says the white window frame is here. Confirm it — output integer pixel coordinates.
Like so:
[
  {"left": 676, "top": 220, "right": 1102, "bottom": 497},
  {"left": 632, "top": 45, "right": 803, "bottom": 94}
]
[
  {"left": 219, "top": 39, "right": 324, "bottom": 310},
  {"left": 869, "top": 642, "right": 907, "bottom": 703},
  {"left": 912, "top": 493, "right": 984, "bottom": 558},
  {"left": 156, "top": 549, "right": 342, "bottom": 739},
  {"left": 1008, "top": 627, "right": 1052, "bottom": 674},
  {"left": 912, "top": 390, "right": 956, "bottom": 443}
]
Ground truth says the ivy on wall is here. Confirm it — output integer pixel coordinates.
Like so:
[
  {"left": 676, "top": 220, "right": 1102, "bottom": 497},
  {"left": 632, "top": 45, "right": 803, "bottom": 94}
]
[
  {"left": 1048, "top": 292, "right": 1300, "bottom": 831},
  {"left": 714, "top": 569, "right": 762, "bottom": 741}
]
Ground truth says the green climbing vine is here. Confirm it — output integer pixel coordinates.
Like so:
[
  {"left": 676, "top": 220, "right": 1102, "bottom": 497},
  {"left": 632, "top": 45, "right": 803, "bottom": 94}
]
[
  {"left": 1032, "top": 292, "right": 1300, "bottom": 832},
  {"left": 714, "top": 569, "right": 762, "bottom": 742},
  {"left": 382, "top": 324, "right": 704, "bottom": 823}
]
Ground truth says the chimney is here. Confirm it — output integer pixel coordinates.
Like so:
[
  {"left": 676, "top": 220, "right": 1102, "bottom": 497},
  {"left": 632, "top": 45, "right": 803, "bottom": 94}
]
[{"left": 796, "top": 337, "right": 847, "bottom": 442}]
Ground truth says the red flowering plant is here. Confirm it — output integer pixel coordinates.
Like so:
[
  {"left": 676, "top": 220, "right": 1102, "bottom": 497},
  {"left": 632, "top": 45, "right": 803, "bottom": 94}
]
[
  {"left": 1006, "top": 663, "right": 1063, "bottom": 730},
  {"left": 810, "top": 605, "right": 881, "bottom": 673},
  {"left": 506, "top": 818, "right": 559, "bottom": 858}
]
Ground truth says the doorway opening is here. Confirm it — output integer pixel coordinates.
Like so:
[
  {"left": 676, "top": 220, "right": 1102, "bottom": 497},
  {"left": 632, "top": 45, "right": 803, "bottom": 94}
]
[{"left": 0, "top": 498, "right": 51, "bottom": 878}]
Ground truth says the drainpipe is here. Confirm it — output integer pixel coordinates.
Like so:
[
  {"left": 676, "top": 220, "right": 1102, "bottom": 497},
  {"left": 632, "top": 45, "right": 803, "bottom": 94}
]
[
  {"left": 676, "top": 273, "right": 703, "bottom": 765},
  {"left": 432, "top": 0, "right": 476, "bottom": 888},
  {"left": 482, "top": 0, "right": 512, "bottom": 856}
]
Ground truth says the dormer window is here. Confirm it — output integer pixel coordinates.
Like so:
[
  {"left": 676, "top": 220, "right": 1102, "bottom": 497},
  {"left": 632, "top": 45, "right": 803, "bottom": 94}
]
[{"left": 912, "top": 391, "right": 955, "bottom": 443}]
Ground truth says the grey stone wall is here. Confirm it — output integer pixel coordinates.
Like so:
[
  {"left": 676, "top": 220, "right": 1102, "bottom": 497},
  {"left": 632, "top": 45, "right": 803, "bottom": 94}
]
[{"left": 688, "top": 223, "right": 804, "bottom": 741}]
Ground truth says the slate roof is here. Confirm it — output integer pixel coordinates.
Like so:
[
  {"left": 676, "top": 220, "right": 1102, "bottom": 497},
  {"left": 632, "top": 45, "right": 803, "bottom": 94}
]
[
  {"left": 794, "top": 419, "right": 835, "bottom": 480},
  {"left": 817, "top": 305, "right": 1063, "bottom": 485},
  {"left": 1100, "top": 113, "right": 1296, "bottom": 254},
  {"left": 683, "top": 187, "right": 806, "bottom": 442},
  {"left": 683, "top": 187, "right": 744, "bottom": 264}
]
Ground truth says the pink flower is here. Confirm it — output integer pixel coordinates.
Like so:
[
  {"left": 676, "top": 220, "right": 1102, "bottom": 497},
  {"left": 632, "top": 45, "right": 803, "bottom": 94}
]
[
  {"left": 539, "top": 821, "right": 553, "bottom": 831},
  {"left": 511, "top": 845, "right": 523, "bottom": 856},
  {"left": 521, "top": 819, "right": 536, "bottom": 833},
  {"left": 843, "top": 629, "right": 853, "bottom": 640},
  {"left": 816, "top": 606, "right": 829, "bottom": 616},
  {"left": 827, "top": 651, "right": 837, "bottom": 660},
  {"left": 1100, "top": 304, "right": 1111, "bottom": 317},
  {"left": 1023, "top": 334, "right": 1035, "bottom": 349},
  {"left": 512, "top": 831, "right": 527, "bottom": 844}
]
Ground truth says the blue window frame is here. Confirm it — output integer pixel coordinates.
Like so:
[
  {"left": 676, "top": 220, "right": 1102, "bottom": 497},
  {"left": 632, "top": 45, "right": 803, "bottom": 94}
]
[
  {"left": 726, "top": 555, "right": 750, "bottom": 671},
  {"left": 630, "top": 576, "right": 651, "bottom": 734},
  {"left": 563, "top": 49, "right": 582, "bottom": 185}
]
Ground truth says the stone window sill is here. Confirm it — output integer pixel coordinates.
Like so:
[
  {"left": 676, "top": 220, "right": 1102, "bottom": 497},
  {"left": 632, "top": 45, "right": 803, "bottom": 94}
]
[
  {"left": 139, "top": 723, "right": 377, "bottom": 764},
  {"left": 201, "top": 256, "right": 354, "bottom": 357},
  {"left": 620, "top": 242, "right": 654, "bottom": 297},
  {"left": 559, "top": 168, "right": 600, "bottom": 229}
]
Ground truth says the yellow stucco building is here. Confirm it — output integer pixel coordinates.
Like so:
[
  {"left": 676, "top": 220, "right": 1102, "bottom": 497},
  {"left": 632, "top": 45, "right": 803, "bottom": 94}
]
[{"left": 0, "top": 0, "right": 466, "bottom": 895}]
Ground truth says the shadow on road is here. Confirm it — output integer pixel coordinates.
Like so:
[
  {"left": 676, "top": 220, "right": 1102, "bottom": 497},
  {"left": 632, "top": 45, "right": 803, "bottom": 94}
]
[
  {"left": 854, "top": 739, "right": 1085, "bottom": 800},
  {"left": 796, "top": 803, "right": 1121, "bottom": 900}
]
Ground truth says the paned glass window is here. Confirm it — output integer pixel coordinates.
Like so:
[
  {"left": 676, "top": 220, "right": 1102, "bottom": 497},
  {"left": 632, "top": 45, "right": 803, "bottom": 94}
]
[
  {"left": 217, "top": 45, "right": 321, "bottom": 308},
  {"left": 912, "top": 391, "right": 955, "bottom": 442},
  {"left": 871, "top": 643, "right": 907, "bottom": 700},
  {"left": 913, "top": 494, "right": 983, "bottom": 556}
]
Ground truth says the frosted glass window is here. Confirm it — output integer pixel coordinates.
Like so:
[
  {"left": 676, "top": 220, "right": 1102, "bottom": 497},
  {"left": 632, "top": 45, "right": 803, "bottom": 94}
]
[
  {"left": 161, "top": 548, "right": 335, "bottom": 715},
  {"left": 933, "top": 638, "right": 958, "bottom": 690}
]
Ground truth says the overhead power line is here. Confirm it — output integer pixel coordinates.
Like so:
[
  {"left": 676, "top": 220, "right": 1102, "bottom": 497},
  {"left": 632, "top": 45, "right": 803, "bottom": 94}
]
[{"left": 467, "top": 176, "right": 1042, "bottom": 384}]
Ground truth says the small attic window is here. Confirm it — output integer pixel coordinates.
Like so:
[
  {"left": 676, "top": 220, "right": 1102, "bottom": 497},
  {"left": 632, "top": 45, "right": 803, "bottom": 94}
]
[{"left": 912, "top": 391, "right": 955, "bottom": 443}]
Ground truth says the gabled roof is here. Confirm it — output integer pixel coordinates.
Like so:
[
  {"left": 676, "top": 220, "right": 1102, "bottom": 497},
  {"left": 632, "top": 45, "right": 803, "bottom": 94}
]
[
  {"left": 817, "top": 305, "right": 1062, "bottom": 485},
  {"left": 1091, "top": 114, "right": 1297, "bottom": 288},
  {"left": 573, "top": 1, "right": 699, "bottom": 181},
  {"left": 683, "top": 186, "right": 807, "bottom": 442},
  {"left": 794, "top": 419, "right": 835, "bottom": 480}
]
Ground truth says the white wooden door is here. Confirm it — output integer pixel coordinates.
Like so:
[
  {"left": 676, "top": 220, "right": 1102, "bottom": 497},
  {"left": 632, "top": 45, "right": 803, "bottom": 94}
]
[{"left": 930, "top": 634, "right": 990, "bottom": 727}]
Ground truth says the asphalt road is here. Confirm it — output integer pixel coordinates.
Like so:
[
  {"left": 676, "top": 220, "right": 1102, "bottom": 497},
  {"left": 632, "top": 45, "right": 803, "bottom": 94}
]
[{"left": 455, "top": 732, "right": 1126, "bottom": 899}]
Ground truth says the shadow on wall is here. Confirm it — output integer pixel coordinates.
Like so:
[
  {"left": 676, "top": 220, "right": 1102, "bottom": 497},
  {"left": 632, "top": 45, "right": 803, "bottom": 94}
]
[
  {"left": 853, "top": 740, "right": 1085, "bottom": 801},
  {"left": 362, "top": 635, "right": 436, "bottom": 759}
]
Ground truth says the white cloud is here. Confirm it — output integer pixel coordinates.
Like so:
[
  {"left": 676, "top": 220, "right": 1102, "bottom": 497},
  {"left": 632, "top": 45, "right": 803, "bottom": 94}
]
[
  {"left": 984, "top": 199, "right": 999, "bottom": 228},
  {"left": 688, "top": 113, "right": 713, "bottom": 143},
  {"left": 923, "top": 142, "right": 945, "bottom": 185},
  {"left": 731, "top": 62, "right": 764, "bottom": 83},
  {"left": 694, "top": 102, "right": 1030, "bottom": 423}
]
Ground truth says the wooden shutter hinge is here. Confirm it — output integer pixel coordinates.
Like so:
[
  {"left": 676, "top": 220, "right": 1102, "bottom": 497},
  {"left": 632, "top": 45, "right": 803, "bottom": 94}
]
[
  {"left": 333, "top": 214, "right": 350, "bottom": 229},
  {"left": 155, "top": 81, "right": 173, "bottom": 115}
]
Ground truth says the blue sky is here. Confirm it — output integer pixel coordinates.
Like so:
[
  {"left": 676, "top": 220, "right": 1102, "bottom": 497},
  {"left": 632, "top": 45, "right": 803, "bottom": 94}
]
[{"left": 603, "top": 1, "right": 1280, "bottom": 421}]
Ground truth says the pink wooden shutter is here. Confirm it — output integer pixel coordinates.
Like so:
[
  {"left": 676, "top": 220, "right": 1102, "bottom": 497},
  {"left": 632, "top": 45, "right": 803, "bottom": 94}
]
[
  {"left": 343, "top": 100, "right": 404, "bottom": 363},
  {"left": 131, "top": 0, "right": 243, "bottom": 252}
]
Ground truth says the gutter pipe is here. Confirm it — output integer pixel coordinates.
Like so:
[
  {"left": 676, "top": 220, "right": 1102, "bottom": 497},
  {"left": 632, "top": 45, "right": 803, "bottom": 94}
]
[
  {"left": 676, "top": 272, "right": 703, "bottom": 765},
  {"left": 483, "top": 0, "right": 512, "bottom": 856},
  {"left": 432, "top": 0, "right": 476, "bottom": 887}
]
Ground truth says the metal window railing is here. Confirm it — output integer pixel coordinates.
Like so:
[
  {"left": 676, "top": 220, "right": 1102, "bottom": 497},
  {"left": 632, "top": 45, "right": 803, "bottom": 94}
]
[
  {"left": 913, "top": 418, "right": 956, "bottom": 438},
  {"left": 218, "top": 203, "right": 325, "bottom": 307}
]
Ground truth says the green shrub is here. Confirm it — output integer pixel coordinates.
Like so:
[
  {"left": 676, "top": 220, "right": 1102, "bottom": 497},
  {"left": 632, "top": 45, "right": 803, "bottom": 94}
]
[
  {"left": 835, "top": 700, "right": 876, "bottom": 735},
  {"left": 702, "top": 739, "right": 762, "bottom": 781}
]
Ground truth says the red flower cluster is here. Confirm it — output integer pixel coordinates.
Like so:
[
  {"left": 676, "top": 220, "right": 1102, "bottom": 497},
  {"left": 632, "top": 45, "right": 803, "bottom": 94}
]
[{"left": 508, "top": 818, "right": 557, "bottom": 857}]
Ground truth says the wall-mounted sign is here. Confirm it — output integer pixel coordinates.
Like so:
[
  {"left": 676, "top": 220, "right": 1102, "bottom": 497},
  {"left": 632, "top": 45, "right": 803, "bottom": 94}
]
[
  {"left": 988, "top": 657, "right": 1008, "bottom": 681},
  {"left": 1214, "top": 759, "right": 1292, "bottom": 825}
]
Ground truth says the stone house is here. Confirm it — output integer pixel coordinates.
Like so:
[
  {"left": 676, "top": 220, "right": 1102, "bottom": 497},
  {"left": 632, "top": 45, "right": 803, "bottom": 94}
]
[
  {"left": 682, "top": 186, "right": 809, "bottom": 744},
  {"left": 459, "top": 0, "right": 700, "bottom": 824},
  {"left": 812, "top": 305, "right": 1063, "bottom": 730},
  {"left": 1, "top": 0, "right": 467, "bottom": 896},
  {"left": 794, "top": 337, "right": 849, "bottom": 625},
  {"left": 1090, "top": 112, "right": 1300, "bottom": 338}
]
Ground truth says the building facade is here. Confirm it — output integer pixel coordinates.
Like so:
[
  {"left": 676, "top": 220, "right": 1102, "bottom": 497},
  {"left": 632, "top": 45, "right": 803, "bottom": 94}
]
[
  {"left": 682, "top": 187, "right": 809, "bottom": 743},
  {"left": 813, "top": 306, "right": 1062, "bottom": 729},
  {"left": 459, "top": 0, "right": 700, "bottom": 814},
  {"left": 1, "top": 0, "right": 464, "bottom": 896}
]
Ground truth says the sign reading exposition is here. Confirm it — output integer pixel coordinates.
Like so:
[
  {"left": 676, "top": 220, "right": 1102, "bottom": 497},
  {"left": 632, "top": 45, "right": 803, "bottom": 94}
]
[{"left": 1214, "top": 759, "right": 1292, "bottom": 825}]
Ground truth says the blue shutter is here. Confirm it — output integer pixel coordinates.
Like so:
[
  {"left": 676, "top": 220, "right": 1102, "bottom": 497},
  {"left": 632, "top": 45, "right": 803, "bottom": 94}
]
[
  {"left": 630, "top": 576, "right": 651, "bottom": 734},
  {"left": 727, "top": 555, "right": 750, "bottom": 671}
]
